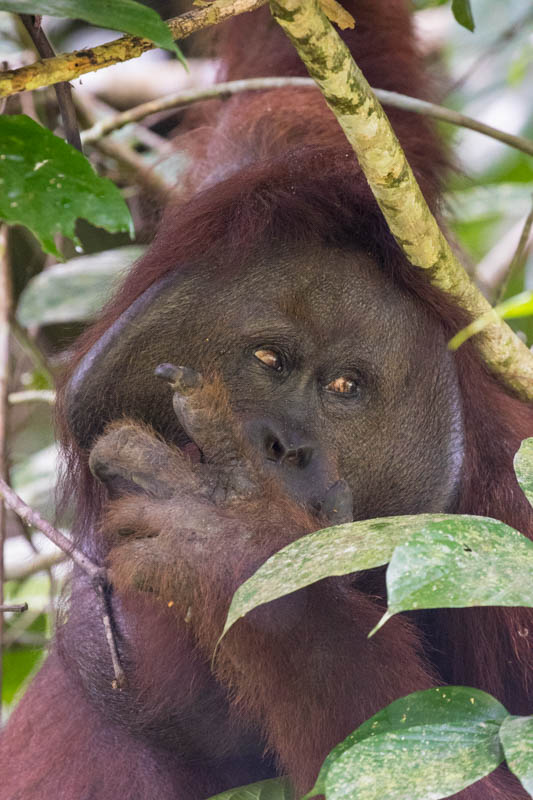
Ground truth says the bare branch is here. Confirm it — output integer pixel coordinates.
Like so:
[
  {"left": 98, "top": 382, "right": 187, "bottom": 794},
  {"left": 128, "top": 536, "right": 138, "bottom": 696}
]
[
  {"left": 20, "top": 14, "right": 82, "bottom": 152},
  {"left": 81, "top": 77, "right": 312, "bottom": 143},
  {"left": 270, "top": 0, "right": 533, "bottom": 401},
  {"left": 96, "top": 584, "right": 126, "bottom": 689},
  {"left": 494, "top": 197, "right": 533, "bottom": 304},
  {"left": 5, "top": 551, "right": 66, "bottom": 582},
  {"left": 0, "top": 603, "right": 28, "bottom": 613},
  {"left": 74, "top": 93, "right": 172, "bottom": 200},
  {"left": 81, "top": 77, "right": 533, "bottom": 158},
  {"left": 0, "top": 477, "right": 128, "bottom": 686},
  {"left": 0, "top": 477, "right": 104, "bottom": 582},
  {"left": 376, "top": 89, "right": 533, "bottom": 158},
  {"left": 80, "top": 92, "right": 170, "bottom": 154},
  {"left": 10, "top": 319, "right": 55, "bottom": 387},
  {"left": 475, "top": 219, "right": 531, "bottom": 296},
  {"left": 0, "top": 0, "right": 267, "bottom": 98},
  {"left": 8, "top": 389, "right": 56, "bottom": 405},
  {"left": 449, "top": 8, "right": 533, "bottom": 96}
]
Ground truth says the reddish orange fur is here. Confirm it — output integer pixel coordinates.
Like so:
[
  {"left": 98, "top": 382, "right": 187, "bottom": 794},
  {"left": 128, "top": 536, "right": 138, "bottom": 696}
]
[{"left": 1, "top": 2, "right": 532, "bottom": 799}]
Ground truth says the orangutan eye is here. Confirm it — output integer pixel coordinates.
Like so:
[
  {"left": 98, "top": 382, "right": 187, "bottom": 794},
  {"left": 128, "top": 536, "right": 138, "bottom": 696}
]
[
  {"left": 326, "top": 376, "right": 357, "bottom": 394},
  {"left": 254, "top": 348, "right": 282, "bottom": 371}
]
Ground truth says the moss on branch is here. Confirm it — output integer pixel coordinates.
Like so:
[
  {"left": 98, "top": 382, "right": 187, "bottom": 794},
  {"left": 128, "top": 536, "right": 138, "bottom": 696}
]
[
  {"left": 0, "top": 0, "right": 267, "bottom": 98},
  {"left": 270, "top": 0, "right": 533, "bottom": 401}
]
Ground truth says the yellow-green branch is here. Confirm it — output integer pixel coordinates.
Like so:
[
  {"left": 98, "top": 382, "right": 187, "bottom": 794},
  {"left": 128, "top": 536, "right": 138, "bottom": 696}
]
[
  {"left": 270, "top": 0, "right": 533, "bottom": 401},
  {"left": 0, "top": 0, "right": 267, "bottom": 98}
]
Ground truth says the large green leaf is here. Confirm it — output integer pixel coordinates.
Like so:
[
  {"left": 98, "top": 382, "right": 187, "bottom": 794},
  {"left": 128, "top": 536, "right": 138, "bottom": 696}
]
[
  {"left": 0, "top": 116, "right": 133, "bottom": 257},
  {"left": 514, "top": 438, "right": 533, "bottom": 508},
  {"left": 307, "top": 687, "right": 506, "bottom": 800},
  {"left": 0, "top": 0, "right": 182, "bottom": 57},
  {"left": 207, "top": 778, "right": 294, "bottom": 800},
  {"left": 372, "top": 516, "right": 533, "bottom": 635},
  {"left": 499, "top": 716, "right": 533, "bottom": 797},
  {"left": 17, "top": 245, "right": 145, "bottom": 326},
  {"left": 220, "top": 514, "right": 456, "bottom": 641}
]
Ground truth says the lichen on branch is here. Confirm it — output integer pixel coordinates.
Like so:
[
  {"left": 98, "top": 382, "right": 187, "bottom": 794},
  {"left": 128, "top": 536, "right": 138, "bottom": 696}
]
[
  {"left": 0, "top": 0, "right": 267, "bottom": 98},
  {"left": 270, "top": 0, "right": 533, "bottom": 401}
]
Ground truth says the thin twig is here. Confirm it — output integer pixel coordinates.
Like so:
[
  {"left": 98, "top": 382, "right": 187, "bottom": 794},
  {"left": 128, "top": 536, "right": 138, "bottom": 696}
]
[
  {"left": 74, "top": 93, "right": 172, "bottom": 199},
  {"left": 80, "top": 77, "right": 533, "bottom": 158},
  {"left": 376, "top": 89, "right": 533, "bottom": 158},
  {"left": 0, "top": 0, "right": 267, "bottom": 98},
  {"left": 449, "top": 8, "right": 533, "bottom": 96},
  {"left": 0, "top": 603, "right": 28, "bottom": 613},
  {"left": 0, "top": 477, "right": 126, "bottom": 686},
  {"left": 0, "top": 61, "right": 7, "bottom": 115},
  {"left": 475, "top": 217, "right": 532, "bottom": 299},
  {"left": 80, "top": 92, "right": 170, "bottom": 153},
  {"left": 10, "top": 319, "right": 55, "bottom": 387},
  {"left": 81, "top": 77, "right": 314, "bottom": 143},
  {"left": 0, "top": 477, "right": 103, "bottom": 581},
  {"left": 0, "top": 225, "right": 11, "bottom": 720},
  {"left": 4, "top": 631, "right": 47, "bottom": 648},
  {"left": 5, "top": 550, "right": 66, "bottom": 582},
  {"left": 495, "top": 197, "right": 533, "bottom": 304},
  {"left": 8, "top": 389, "right": 56, "bottom": 405},
  {"left": 96, "top": 584, "right": 126, "bottom": 689},
  {"left": 20, "top": 526, "right": 58, "bottom": 633},
  {"left": 20, "top": 15, "right": 82, "bottom": 152}
]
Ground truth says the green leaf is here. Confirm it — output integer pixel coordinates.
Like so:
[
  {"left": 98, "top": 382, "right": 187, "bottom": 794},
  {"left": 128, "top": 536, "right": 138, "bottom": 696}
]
[
  {"left": 17, "top": 245, "right": 145, "bottom": 326},
  {"left": 2, "top": 646, "right": 44, "bottom": 707},
  {"left": 220, "top": 514, "right": 455, "bottom": 641},
  {"left": 514, "top": 438, "right": 533, "bottom": 508},
  {"left": 372, "top": 516, "right": 533, "bottom": 635},
  {"left": 0, "top": 116, "right": 133, "bottom": 257},
  {"left": 499, "top": 716, "right": 533, "bottom": 797},
  {"left": 206, "top": 777, "right": 294, "bottom": 799},
  {"left": 449, "top": 291, "right": 533, "bottom": 350},
  {"left": 0, "top": 0, "right": 182, "bottom": 58},
  {"left": 451, "top": 0, "right": 475, "bottom": 31},
  {"left": 498, "top": 291, "right": 533, "bottom": 320},
  {"left": 411, "top": 0, "right": 448, "bottom": 8},
  {"left": 308, "top": 687, "right": 506, "bottom": 800}
]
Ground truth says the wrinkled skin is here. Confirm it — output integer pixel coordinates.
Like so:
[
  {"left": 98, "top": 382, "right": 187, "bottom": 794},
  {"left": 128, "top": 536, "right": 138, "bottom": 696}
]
[
  {"left": 89, "top": 362, "right": 354, "bottom": 602},
  {"left": 76, "top": 245, "right": 484, "bottom": 797},
  {"left": 1, "top": 232, "right": 527, "bottom": 800},
  {"left": 74, "top": 245, "right": 464, "bottom": 521},
  {"left": 2, "top": 0, "right": 532, "bottom": 792}
]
